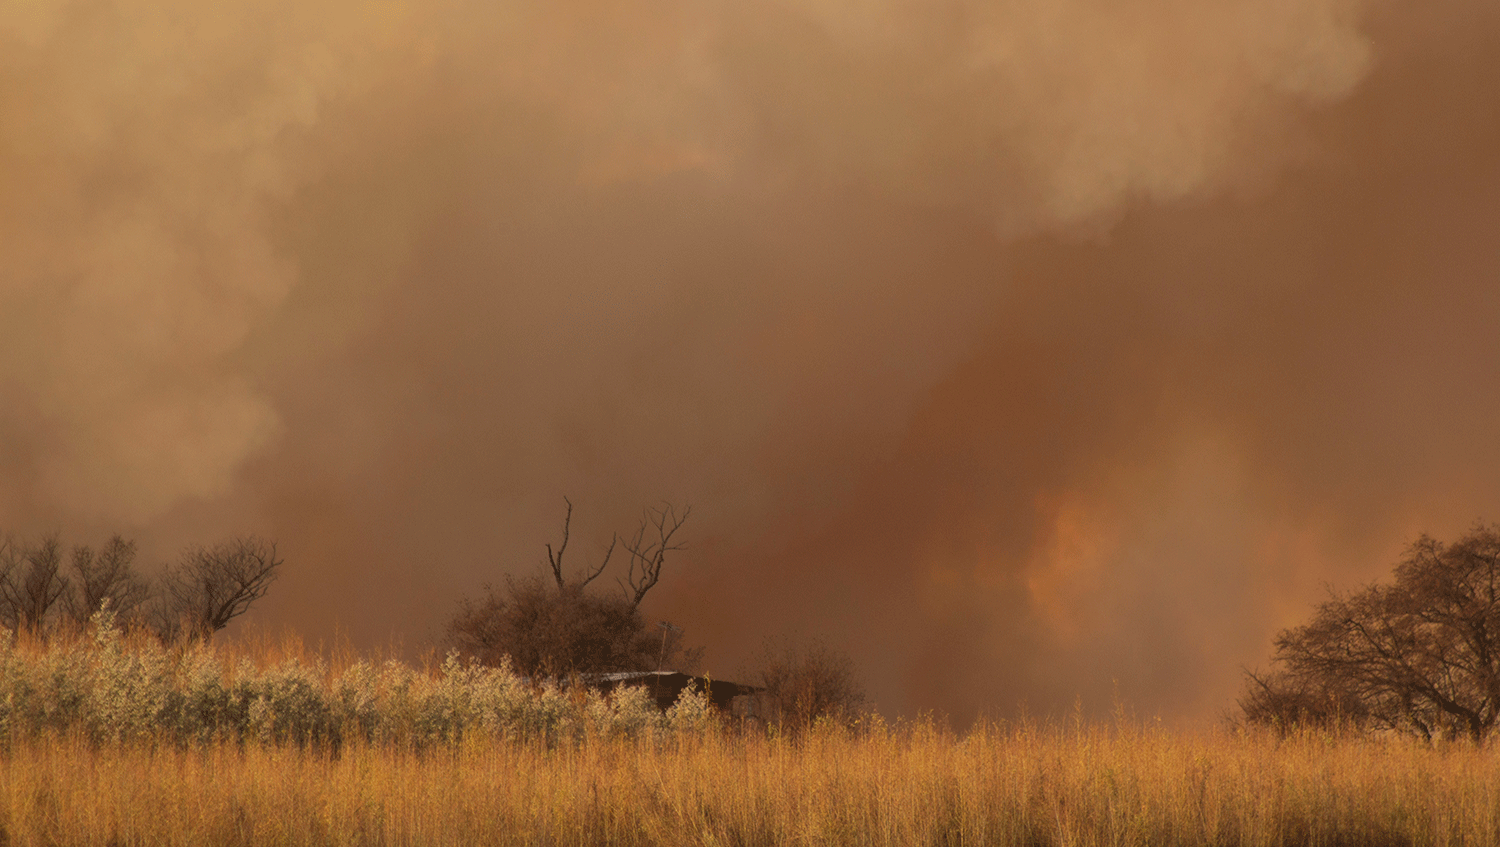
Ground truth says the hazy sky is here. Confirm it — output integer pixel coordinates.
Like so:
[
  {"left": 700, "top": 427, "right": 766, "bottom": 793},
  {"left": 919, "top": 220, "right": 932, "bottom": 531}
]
[{"left": 3, "top": 0, "right": 1498, "bottom": 722}]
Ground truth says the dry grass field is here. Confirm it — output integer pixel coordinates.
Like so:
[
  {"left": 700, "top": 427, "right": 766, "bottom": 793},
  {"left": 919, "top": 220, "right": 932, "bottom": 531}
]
[
  {"left": 4, "top": 720, "right": 1500, "bottom": 846},
  {"left": 1, "top": 617, "right": 1498, "bottom": 846}
]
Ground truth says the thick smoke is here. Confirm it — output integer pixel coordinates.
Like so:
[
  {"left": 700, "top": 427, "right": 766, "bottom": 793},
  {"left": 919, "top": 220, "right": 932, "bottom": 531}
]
[{"left": 4, "top": 0, "right": 1497, "bottom": 722}]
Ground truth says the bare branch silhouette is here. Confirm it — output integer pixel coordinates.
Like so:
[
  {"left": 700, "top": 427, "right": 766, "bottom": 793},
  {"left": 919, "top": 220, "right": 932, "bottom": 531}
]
[
  {"left": 1241, "top": 524, "right": 1500, "bottom": 741},
  {"left": 0, "top": 535, "right": 69, "bottom": 635},
  {"left": 155, "top": 536, "right": 282, "bottom": 642},
  {"left": 65, "top": 535, "right": 151, "bottom": 626},
  {"left": 545, "top": 497, "right": 617, "bottom": 591},
  {"left": 621, "top": 503, "right": 691, "bottom": 611},
  {"left": 450, "top": 499, "right": 694, "bottom": 675}
]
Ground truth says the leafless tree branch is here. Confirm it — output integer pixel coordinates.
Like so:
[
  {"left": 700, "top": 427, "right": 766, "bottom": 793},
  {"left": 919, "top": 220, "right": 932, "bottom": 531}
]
[
  {"left": 545, "top": 497, "right": 572, "bottom": 590},
  {"left": 544, "top": 497, "right": 617, "bottom": 591},
  {"left": 0, "top": 535, "right": 69, "bottom": 635},
  {"left": 1243, "top": 523, "right": 1500, "bottom": 741},
  {"left": 156, "top": 536, "right": 282, "bottom": 642},
  {"left": 64, "top": 535, "right": 151, "bottom": 626},
  {"left": 449, "top": 499, "right": 694, "bottom": 674},
  {"left": 621, "top": 503, "right": 690, "bottom": 611}
]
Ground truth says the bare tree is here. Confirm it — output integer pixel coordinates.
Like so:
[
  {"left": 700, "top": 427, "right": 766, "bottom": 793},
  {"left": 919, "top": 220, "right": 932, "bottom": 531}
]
[
  {"left": 621, "top": 503, "right": 690, "bottom": 610},
  {"left": 64, "top": 535, "right": 151, "bottom": 627},
  {"left": 545, "top": 496, "right": 616, "bottom": 591},
  {"left": 155, "top": 536, "right": 282, "bottom": 642},
  {"left": 448, "top": 499, "right": 693, "bottom": 675},
  {"left": 754, "top": 637, "right": 866, "bottom": 732},
  {"left": 1236, "top": 669, "right": 1370, "bottom": 735},
  {"left": 0, "top": 536, "right": 18, "bottom": 628},
  {"left": 1241, "top": 524, "right": 1500, "bottom": 741},
  {"left": 0, "top": 535, "right": 70, "bottom": 635}
]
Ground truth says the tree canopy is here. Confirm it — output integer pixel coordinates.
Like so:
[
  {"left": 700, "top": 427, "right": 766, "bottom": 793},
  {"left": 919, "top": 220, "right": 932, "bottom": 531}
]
[{"left": 1241, "top": 524, "right": 1500, "bottom": 741}]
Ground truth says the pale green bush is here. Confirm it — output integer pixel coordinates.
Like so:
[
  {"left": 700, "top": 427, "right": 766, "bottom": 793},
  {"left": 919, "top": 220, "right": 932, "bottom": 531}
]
[
  {"left": 585, "top": 683, "right": 665, "bottom": 740},
  {"left": 82, "top": 611, "right": 171, "bottom": 742},
  {"left": 0, "top": 609, "right": 723, "bottom": 749},
  {"left": 666, "top": 685, "right": 714, "bottom": 734},
  {"left": 175, "top": 646, "right": 234, "bottom": 744}
]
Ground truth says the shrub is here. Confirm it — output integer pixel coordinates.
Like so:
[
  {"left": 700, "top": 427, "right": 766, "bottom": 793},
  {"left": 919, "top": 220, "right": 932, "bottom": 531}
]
[{"left": 0, "top": 607, "right": 719, "bottom": 750}]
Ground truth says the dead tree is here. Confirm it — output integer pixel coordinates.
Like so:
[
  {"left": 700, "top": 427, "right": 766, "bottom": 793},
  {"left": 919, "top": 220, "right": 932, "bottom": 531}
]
[
  {"left": 448, "top": 499, "right": 693, "bottom": 675},
  {"left": 64, "top": 535, "right": 151, "bottom": 627},
  {"left": 621, "top": 503, "right": 691, "bottom": 610},
  {"left": 0, "top": 535, "right": 70, "bottom": 635},
  {"left": 545, "top": 496, "right": 617, "bottom": 591},
  {"left": 155, "top": 536, "right": 282, "bottom": 641}
]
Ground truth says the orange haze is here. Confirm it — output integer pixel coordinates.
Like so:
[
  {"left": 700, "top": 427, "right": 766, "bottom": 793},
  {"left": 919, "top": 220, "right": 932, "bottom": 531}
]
[{"left": 3, "top": 0, "right": 1498, "bottom": 723}]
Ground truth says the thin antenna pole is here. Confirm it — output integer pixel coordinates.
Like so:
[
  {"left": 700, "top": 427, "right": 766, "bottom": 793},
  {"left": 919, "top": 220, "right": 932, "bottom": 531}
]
[{"left": 656, "top": 621, "right": 682, "bottom": 705}]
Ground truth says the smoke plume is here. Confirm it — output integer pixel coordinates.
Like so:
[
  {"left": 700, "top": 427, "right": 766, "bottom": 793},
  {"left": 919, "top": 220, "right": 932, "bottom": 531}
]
[{"left": 4, "top": 0, "right": 1497, "bottom": 721}]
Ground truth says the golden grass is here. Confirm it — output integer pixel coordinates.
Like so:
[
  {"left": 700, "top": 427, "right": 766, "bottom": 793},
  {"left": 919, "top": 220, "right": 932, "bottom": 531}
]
[{"left": 3, "top": 719, "right": 1497, "bottom": 846}]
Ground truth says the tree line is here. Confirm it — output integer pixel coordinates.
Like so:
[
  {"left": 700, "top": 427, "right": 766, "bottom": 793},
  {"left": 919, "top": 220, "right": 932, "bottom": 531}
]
[
  {"left": 6, "top": 501, "right": 865, "bottom": 729},
  {"left": 0, "top": 533, "right": 281, "bottom": 642},
  {"left": 29, "top": 508, "right": 1493, "bottom": 740}
]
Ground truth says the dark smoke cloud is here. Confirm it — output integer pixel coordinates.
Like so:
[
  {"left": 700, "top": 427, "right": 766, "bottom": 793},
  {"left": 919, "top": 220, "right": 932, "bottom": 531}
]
[{"left": 3, "top": 0, "right": 1497, "bottom": 722}]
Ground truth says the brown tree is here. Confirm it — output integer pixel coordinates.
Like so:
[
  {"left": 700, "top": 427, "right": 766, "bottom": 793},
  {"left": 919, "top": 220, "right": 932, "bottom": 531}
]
[
  {"left": 1241, "top": 524, "right": 1500, "bottom": 741},
  {"left": 1237, "top": 669, "right": 1370, "bottom": 735},
  {"left": 449, "top": 578, "right": 655, "bottom": 676},
  {"left": 154, "top": 536, "right": 283, "bottom": 642},
  {"left": 0, "top": 535, "right": 69, "bottom": 635},
  {"left": 64, "top": 535, "right": 152, "bottom": 627},
  {"left": 0, "top": 532, "right": 281, "bottom": 641},
  {"left": 448, "top": 499, "right": 693, "bottom": 677},
  {"left": 754, "top": 637, "right": 866, "bottom": 731}
]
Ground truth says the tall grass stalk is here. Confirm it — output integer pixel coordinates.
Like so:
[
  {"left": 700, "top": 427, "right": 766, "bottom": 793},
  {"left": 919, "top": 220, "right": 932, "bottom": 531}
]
[{"left": 4, "top": 721, "right": 1499, "bottom": 845}]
